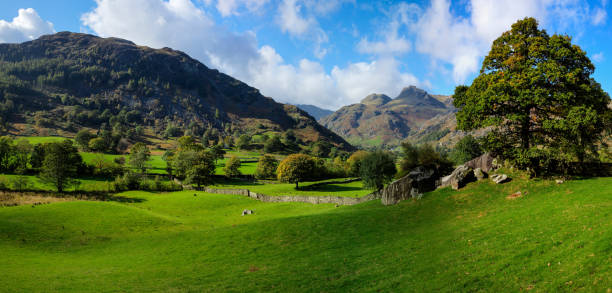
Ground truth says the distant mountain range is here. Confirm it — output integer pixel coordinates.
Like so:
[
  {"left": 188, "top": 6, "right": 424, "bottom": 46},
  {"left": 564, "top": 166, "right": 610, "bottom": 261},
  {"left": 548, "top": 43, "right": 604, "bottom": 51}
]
[
  {"left": 295, "top": 104, "right": 334, "bottom": 120},
  {"left": 320, "top": 86, "right": 456, "bottom": 147},
  {"left": 0, "top": 32, "right": 352, "bottom": 149}
]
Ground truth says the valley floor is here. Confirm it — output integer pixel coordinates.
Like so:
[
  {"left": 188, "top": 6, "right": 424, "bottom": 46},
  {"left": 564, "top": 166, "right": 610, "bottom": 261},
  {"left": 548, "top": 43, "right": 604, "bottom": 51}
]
[{"left": 1, "top": 176, "right": 611, "bottom": 292}]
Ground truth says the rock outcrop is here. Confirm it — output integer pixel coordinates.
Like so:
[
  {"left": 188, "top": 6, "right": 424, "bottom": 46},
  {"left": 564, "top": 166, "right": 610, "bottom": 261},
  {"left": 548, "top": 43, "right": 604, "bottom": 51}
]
[
  {"left": 380, "top": 166, "right": 438, "bottom": 205},
  {"left": 464, "top": 153, "right": 496, "bottom": 172},
  {"left": 491, "top": 174, "right": 510, "bottom": 184}
]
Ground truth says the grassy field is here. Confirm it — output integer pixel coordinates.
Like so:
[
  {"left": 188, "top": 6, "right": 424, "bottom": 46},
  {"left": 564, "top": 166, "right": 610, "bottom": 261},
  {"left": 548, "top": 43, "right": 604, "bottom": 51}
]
[
  {"left": 17, "top": 136, "right": 72, "bottom": 144},
  {"left": 1, "top": 175, "right": 611, "bottom": 291},
  {"left": 215, "top": 179, "right": 372, "bottom": 197}
]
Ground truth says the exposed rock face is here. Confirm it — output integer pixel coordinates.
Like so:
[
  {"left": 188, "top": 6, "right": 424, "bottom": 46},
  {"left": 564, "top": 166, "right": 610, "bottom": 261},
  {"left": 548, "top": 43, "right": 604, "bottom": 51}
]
[
  {"left": 474, "top": 168, "right": 487, "bottom": 180},
  {"left": 491, "top": 174, "right": 510, "bottom": 184},
  {"left": 380, "top": 166, "right": 438, "bottom": 205},
  {"left": 450, "top": 165, "right": 476, "bottom": 190},
  {"left": 321, "top": 86, "right": 452, "bottom": 146},
  {"left": 465, "top": 153, "right": 496, "bottom": 172}
]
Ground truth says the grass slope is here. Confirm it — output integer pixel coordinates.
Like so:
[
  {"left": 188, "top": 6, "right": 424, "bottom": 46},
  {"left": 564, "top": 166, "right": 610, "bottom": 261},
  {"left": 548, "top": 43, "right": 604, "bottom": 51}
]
[{"left": 0, "top": 176, "right": 611, "bottom": 292}]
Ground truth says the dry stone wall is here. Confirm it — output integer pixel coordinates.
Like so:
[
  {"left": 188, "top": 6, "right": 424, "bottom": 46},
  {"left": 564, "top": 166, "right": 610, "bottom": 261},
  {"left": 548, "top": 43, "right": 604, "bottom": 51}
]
[{"left": 202, "top": 187, "right": 381, "bottom": 205}]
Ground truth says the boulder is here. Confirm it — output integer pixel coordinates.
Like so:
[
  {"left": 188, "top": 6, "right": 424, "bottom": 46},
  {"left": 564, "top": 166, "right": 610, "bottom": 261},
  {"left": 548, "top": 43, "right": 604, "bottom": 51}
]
[
  {"left": 474, "top": 168, "right": 487, "bottom": 180},
  {"left": 380, "top": 166, "right": 438, "bottom": 205},
  {"left": 465, "top": 153, "right": 496, "bottom": 172},
  {"left": 242, "top": 209, "right": 254, "bottom": 216},
  {"left": 491, "top": 174, "right": 510, "bottom": 184},
  {"left": 450, "top": 165, "right": 476, "bottom": 190}
]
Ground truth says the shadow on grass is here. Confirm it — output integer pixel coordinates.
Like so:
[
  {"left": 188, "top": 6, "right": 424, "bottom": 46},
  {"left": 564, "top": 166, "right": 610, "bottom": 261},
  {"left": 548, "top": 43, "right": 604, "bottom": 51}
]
[{"left": 0, "top": 189, "right": 147, "bottom": 204}]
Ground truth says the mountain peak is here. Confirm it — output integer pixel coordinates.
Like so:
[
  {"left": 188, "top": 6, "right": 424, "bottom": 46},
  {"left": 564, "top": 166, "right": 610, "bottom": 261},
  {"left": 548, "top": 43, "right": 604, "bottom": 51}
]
[
  {"left": 361, "top": 94, "right": 392, "bottom": 106},
  {"left": 395, "top": 86, "right": 428, "bottom": 100}
]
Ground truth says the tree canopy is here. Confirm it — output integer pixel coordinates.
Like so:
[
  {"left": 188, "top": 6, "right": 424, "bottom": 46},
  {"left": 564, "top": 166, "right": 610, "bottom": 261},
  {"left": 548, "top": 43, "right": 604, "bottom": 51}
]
[
  {"left": 277, "top": 154, "right": 316, "bottom": 189},
  {"left": 39, "top": 140, "right": 83, "bottom": 192},
  {"left": 453, "top": 17, "right": 611, "bottom": 174}
]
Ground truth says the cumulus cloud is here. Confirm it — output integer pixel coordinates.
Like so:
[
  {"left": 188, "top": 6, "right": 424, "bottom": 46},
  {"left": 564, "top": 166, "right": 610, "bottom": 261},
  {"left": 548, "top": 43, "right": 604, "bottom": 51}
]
[
  {"left": 592, "top": 52, "right": 605, "bottom": 63},
  {"left": 82, "top": 0, "right": 423, "bottom": 110},
  {"left": 356, "top": 3, "right": 418, "bottom": 56},
  {"left": 406, "top": 0, "right": 607, "bottom": 83},
  {"left": 0, "top": 8, "right": 55, "bottom": 43},
  {"left": 213, "top": 0, "right": 270, "bottom": 17}
]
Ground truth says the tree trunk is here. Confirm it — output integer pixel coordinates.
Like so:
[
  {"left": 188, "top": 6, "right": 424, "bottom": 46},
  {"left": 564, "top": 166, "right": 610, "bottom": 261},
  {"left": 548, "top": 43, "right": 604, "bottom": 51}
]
[{"left": 295, "top": 181, "right": 299, "bottom": 189}]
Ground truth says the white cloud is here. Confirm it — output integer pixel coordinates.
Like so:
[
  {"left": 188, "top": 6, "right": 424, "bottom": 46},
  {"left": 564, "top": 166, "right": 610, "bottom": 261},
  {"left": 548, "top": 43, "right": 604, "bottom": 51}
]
[
  {"left": 214, "top": 0, "right": 269, "bottom": 17},
  {"left": 356, "top": 3, "right": 417, "bottom": 56},
  {"left": 277, "top": 0, "right": 330, "bottom": 58},
  {"left": 592, "top": 52, "right": 605, "bottom": 63},
  {"left": 82, "top": 0, "right": 423, "bottom": 110},
  {"left": 406, "top": 0, "right": 606, "bottom": 83},
  {"left": 278, "top": 0, "right": 313, "bottom": 36},
  {"left": 592, "top": 7, "right": 607, "bottom": 25},
  {"left": 0, "top": 8, "right": 55, "bottom": 43}
]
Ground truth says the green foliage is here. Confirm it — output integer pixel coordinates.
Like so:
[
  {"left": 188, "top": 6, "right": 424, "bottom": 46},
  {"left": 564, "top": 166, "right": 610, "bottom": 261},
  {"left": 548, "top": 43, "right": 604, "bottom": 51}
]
[
  {"left": 264, "top": 136, "right": 283, "bottom": 154},
  {"left": 311, "top": 140, "right": 332, "bottom": 158},
  {"left": 39, "top": 140, "right": 83, "bottom": 192},
  {"left": 399, "top": 142, "right": 453, "bottom": 176},
  {"left": 128, "top": 142, "right": 151, "bottom": 173},
  {"left": 75, "top": 129, "right": 95, "bottom": 151},
  {"left": 448, "top": 135, "right": 483, "bottom": 165},
  {"left": 360, "top": 151, "right": 396, "bottom": 190},
  {"left": 453, "top": 18, "right": 612, "bottom": 174},
  {"left": 223, "top": 156, "right": 242, "bottom": 178},
  {"left": 277, "top": 154, "right": 316, "bottom": 188},
  {"left": 236, "top": 134, "right": 251, "bottom": 150},
  {"left": 87, "top": 137, "right": 107, "bottom": 153},
  {"left": 346, "top": 150, "right": 369, "bottom": 177},
  {"left": 184, "top": 151, "right": 216, "bottom": 187},
  {"left": 254, "top": 154, "right": 278, "bottom": 180}
]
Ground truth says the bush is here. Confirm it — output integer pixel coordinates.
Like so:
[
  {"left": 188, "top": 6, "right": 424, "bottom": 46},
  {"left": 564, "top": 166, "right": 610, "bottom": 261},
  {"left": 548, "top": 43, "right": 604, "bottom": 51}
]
[
  {"left": 346, "top": 151, "right": 369, "bottom": 177},
  {"left": 399, "top": 142, "right": 453, "bottom": 177},
  {"left": 360, "top": 151, "right": 397, "bottom": 190},
  {"left": 255, "top": 155, "right": 278, "bottom": 180},
  {"left": 223, "top": 156, "right": 242, "bottom": 178},
  {"left": 448, "top": 135, "right": 483, "bottom": 165},
  {"left": 9, "top": 176, "right": 30, "bottom": 191}
]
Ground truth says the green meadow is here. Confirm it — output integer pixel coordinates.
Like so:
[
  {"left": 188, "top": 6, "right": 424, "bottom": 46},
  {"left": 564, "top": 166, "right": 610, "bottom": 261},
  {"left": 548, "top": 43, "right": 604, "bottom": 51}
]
[{"left": 1, "top": 176, "right": 611, "bottom": 292}]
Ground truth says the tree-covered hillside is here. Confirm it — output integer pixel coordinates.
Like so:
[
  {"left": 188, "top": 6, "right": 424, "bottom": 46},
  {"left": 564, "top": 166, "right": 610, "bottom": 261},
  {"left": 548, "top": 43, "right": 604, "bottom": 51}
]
[{"left": 0, "top": 32, "right": 352, "bottom": 150}]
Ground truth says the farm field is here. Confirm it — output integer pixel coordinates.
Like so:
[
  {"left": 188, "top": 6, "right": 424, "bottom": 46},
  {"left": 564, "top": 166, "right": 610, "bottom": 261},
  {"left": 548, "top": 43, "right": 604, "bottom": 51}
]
[
  {"left": 1, "top": 176, "right": 611, "bottom": 292},
  {"left": 214, "top": 179, "right": 372, "bottom": 197}
]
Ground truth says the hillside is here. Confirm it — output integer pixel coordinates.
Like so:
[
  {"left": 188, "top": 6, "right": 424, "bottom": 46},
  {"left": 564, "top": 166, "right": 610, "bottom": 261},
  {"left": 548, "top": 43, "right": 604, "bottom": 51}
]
[
  {"left": 320, "top": 86, "right": 453, "bottom": 147},
  {"left": 295, "top": 104, "right": 334, "bottom": 120},
  {"left": 1, "top": 175, "right": 611, "bottom": 291},
  {"left": 0, "top": 32, "right": 352, "bottom": 149}
]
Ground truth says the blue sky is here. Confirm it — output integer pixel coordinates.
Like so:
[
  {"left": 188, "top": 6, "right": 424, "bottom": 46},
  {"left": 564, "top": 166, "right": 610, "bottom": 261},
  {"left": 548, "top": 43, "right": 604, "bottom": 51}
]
[{"left": 0, "top": 0, "right": 610, "bottom": 110}]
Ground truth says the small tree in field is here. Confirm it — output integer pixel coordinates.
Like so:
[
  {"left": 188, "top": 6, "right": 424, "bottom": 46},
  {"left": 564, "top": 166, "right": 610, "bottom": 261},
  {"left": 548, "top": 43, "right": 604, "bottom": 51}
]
[
  {"left": 39, "top": 140, "right": 83, "bottom": 192},
  {"left": 277, "top": 154, "right": 316, "bottom": 189},
  {"left": 360, "top": 151, "right": 396, "bottom": 190},
  {"left": 184, "top": 150, "right": 216, "bottom": 188},
  {"left": 255, "top": 154, "right": 278, "bottom": 179},
  {"left": 128, "top": 142, "right": 151, "bottom": 174},
  {"left": 223, "top": 155, "right": 242, "bottom": 178}
]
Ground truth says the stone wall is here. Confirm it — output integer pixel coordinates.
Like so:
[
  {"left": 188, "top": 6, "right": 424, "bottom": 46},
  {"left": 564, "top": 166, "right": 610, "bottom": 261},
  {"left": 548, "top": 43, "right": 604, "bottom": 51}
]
[{"left": 203, "top": 186, "right": 381, "bottom": 206}]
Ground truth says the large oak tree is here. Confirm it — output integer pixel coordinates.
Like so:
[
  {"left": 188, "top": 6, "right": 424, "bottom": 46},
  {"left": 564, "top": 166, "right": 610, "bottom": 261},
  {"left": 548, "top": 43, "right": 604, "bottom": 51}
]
[{"left": 453, "top": 18, "right": 611, "bottom": 173}]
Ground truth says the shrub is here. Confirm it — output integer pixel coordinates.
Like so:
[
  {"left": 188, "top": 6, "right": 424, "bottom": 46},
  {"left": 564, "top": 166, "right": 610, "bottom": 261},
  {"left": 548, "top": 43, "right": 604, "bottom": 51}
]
[
  {"left": 399, "top": 142, "right": 453, "bottom": 177},
  {"left": 223, "top": 156, "right": 242, "bottom": 178},
  {"left": 255, "top": 155, "right": 278, "bottom": 180},
  {"left": 346, "top": 151, "right": 369, "bottom": 177},
  {"left": 360, "top": 151, "right": 397, "bottom": 190},
  {"left": 448, "top": 135, "right": 483, "bottom": 165}
]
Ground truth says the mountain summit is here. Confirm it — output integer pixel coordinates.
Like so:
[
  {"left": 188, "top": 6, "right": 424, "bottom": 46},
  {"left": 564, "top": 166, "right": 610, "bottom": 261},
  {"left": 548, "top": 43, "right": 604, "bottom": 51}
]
[
  {"left": 320, "top": 86, "right": 453, "bottom": 147},
  {"left": 0, "top": 32, "right": 351, "bottom": 149}
]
